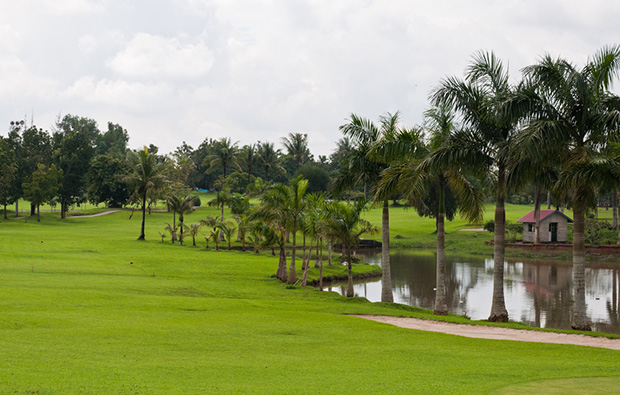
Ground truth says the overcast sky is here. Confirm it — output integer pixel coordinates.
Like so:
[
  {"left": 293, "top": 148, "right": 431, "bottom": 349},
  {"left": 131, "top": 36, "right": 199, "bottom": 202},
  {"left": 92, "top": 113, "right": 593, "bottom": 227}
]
[{"left": 1, "top": 0, "right": 619, "bottom": 157}]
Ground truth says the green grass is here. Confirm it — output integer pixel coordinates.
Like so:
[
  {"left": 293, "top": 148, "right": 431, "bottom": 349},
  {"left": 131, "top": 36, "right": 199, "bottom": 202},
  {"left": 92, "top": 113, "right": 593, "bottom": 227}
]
[{"left": 2, "top": 209, "right": 620, "bottom": 393}]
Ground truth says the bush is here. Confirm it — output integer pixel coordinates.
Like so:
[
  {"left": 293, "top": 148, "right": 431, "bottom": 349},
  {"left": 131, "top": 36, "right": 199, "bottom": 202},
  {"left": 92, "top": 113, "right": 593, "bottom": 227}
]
[{"left": 483, "top": 220, "right": 494, "bottom": 232}]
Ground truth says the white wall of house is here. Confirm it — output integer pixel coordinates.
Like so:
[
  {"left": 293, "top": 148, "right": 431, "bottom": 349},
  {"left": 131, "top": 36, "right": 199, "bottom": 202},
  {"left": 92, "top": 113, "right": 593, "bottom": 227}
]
[{"left": 521, "top": 212, "right": 570, "bottom": 243}]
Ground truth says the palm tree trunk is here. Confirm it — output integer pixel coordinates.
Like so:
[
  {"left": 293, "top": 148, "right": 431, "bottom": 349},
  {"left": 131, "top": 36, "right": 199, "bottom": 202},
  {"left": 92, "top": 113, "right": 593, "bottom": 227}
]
[
  {"left": 301, "top": 240, "right": 314, "bottom": 286},
  {"left": 489, "top": 166, "right": 508, "bottom": 322},
  {"left": 288, "top": 221, "right": 297, "bottom": 284},
  {"left": 613, "top": 189, "right": 618, "bottom": 230},
  {"left": 138, "top": 191, "right": 146, "bottom": 240},
  {"left": 534, "top": 186, "right": 541, "bottom": 244},
  {"left": 314, "top": 242, "right": 320, "bottom": 268},
  {"left": 319, "top": 256, "right": 323, "bottom": 291},
  {"left": 571, "top": 207, "right": 591, "bottom": 330},
  {"left": 328, "top": 238, "right": 333, "bottom": 266},
  {"left": 346, "top": 245, "right": 354, "bottom": 297},
  {"left": 172, "top": 212, "right": 177, "bottom": 243},
  {"left": 434, "top": 180, "right": 447, "bottom": 315},
  {"left": 381, "top": 200, "right": 393, "bottom": 303},
  {"left": 278, "top": 245, "right": 287, "bottom": 282},
  {"left": 547, "top": 191, "right": 551, "bottom": 209}
]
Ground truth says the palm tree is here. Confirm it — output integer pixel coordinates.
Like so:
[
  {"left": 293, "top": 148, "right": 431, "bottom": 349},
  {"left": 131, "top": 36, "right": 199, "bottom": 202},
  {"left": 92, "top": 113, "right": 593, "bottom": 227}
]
[
  {"left": 430, "top": 51, "right": 519, "bottom": 322},
  {"left": 257, "top": 142, "right": 285, "bottom": 181},
  {"left": 175, "top": 194, "right": 199, "bottom": 245},
  {"left": 514, "top": 46, "right": 620, "bottom": 330},
  {"left": 419, "top": 106, "right": 485, "bottom": 315},
  {"left": 124, "top": 147, "right": 166, "bottom": 240},
  {"left": 187, "top": 223, "right": 203, "bottom": 246},
  {"left": 336, "top": 112, "right": 400, "bottom": 303},
  {"left": 203, "top": 137, "right": 241, "bottom": 178},
  {"left": 323, "top": 199, "right": 378, "bottom": 297},
  {"left": 250, "top": 201, "right": 289, "bottom": 281},
  {"left": 208, "top": 187, "right": 231, "bottom": 220},
  {"left": 281, "top": 132, "right": 310, "bottom": 172},
  {"left": 240, "top": 144, "right": 259, "bottom": 187}
]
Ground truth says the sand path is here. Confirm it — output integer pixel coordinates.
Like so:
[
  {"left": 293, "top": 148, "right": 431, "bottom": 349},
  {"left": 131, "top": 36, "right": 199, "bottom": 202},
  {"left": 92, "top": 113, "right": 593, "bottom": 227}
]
[
  {"left": 69, "top": 210, "right": 121, "bottom": 218},
  {"left": 354, "top": 315, "right": 620, "bottom": 350}
]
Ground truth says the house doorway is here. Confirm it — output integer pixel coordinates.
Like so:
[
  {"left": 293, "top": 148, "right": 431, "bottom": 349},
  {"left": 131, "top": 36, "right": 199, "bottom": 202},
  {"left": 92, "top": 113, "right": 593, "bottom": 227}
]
[{"left": 549, "top": 222, "right": 558, "bottom": 242}]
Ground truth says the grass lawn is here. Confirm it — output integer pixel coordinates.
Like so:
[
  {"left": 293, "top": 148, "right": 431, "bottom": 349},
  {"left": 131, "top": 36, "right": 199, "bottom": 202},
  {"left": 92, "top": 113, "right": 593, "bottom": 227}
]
[{"left": 1, "top": 207, "right": 620, "bottom": 394}]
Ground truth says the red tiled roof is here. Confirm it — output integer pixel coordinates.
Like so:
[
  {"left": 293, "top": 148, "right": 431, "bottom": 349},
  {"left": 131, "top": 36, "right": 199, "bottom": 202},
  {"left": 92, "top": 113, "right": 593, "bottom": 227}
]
[{"left": 516, "top": 209, "right": 573, "bottom": 223}]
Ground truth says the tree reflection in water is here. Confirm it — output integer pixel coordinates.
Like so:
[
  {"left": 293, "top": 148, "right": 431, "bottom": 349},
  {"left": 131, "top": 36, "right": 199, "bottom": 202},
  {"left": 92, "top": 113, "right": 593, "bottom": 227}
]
[{"left": 327, "top": 253, "right": 620, "bottom": 334}]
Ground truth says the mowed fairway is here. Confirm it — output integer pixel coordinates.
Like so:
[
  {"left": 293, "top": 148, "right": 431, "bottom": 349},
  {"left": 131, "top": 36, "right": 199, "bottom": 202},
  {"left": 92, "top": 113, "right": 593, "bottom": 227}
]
[{"left": 1, "top": 209, "right": 620, "bottom": 394}]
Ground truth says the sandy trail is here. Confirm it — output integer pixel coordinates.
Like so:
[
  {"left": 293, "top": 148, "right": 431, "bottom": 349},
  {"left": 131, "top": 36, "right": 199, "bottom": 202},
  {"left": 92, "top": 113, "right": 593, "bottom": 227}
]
[
  {"left": 354, "top": 315, "right": 620, "bottom": 350},
  {"left": 69, "top": 210, "right": 121, "bottom": 218}
]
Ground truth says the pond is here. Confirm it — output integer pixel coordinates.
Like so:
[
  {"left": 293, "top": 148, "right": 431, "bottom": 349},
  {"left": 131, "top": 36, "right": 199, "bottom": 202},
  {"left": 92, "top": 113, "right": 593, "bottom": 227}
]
[{"left": 327, "top": 252, "right": 620, "bottom": 334}]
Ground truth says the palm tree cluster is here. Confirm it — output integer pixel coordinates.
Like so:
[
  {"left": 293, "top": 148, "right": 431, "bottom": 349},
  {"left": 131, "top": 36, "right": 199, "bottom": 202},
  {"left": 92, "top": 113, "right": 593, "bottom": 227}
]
[{"left": 331, "top": 46, "right": 620, "bottom": 331}]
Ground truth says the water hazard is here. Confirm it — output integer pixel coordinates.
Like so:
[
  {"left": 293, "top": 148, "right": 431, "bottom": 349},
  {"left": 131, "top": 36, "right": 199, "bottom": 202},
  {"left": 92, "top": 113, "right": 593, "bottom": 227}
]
[{"left": 327, "top": 252, "right": 620, "bottom": 334}]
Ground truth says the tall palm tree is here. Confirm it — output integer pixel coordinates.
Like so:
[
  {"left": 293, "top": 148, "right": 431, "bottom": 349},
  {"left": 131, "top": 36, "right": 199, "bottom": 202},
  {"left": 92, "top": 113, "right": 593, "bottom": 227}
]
[
  {"left": 250, "top": 189, "right": 290, "bottom": 281},
  {"left": 283, "top": 176, "right": 308, "bottom": 284},
  {"left": 420, "top": 106, "right": 485, "bottom": 315},
  {"left": 203, "top": 137, "right": 241, "bottom": 178},
  {"left": 375, "top": 106, "right": 484, "bottom": 315},
  {"left": 430, "top": 51, "right": 519, "bottom": 322},
  {"left": 257, "top": 142, "right": 285, "bottom": 181},
  {"left": 240, "top": 144, "right": 259, "bottom": 187},
  {"left": 125, "top": 147, "right": 166, "bottom": 240},
  {"left": 281, "top": 132, "right": 310, "bottom": 172},
  {"left": 514, "top": 46, "right": 620, "bottom": 330},
  {"left": 336, "top": 112, "right": 400, "bottom": 303},
  {"left": 323, "top": 199, "right": 378, "bottom": 297}
]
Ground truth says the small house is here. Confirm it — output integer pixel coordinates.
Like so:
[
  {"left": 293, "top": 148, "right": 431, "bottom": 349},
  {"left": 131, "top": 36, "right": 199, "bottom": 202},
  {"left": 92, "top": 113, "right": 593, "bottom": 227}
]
[{"left": 516, "top": 209, "right": 573, "bottom": 243}]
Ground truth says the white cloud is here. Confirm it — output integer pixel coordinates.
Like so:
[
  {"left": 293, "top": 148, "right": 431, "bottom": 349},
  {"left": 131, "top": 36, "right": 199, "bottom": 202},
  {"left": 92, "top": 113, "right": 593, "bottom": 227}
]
[
  {"left": 63, "top": 76, "right": 174, "bottom": 113},
  {"left": 107, "top": 33, "right": 214, "bottom": 79}
]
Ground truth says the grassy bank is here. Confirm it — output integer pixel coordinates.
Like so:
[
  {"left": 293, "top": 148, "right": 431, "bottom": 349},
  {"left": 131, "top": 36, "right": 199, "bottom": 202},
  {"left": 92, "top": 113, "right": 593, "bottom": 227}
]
[{"left": 1, "top": 209, "right": 620, "bottom": 393}]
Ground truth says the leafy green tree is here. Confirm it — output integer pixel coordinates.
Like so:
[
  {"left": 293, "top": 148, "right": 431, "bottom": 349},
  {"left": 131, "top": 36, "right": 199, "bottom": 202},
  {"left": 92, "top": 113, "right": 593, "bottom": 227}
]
[
  {"left": 95, "top": 122, "right": 129, "bottom": 157},
  {"left": 124, "top": 147, "right": 166, "bottom": 240},
  {"left": 53, "top": 115, "right": 100, "bottom": 218},
  {"left": 0, "top": 137, "right": 17, "bottom": 219},
  {"left": 21, "top": 126, "right": 53, "bottom": 215},
  {"left": 514, "top": 46, "right": 620, "bottom": 330},
  {"left": 296, "top": 163, "right": 330, "bottom": 193},
  {"left": 87, "top": 154, "right": 132, "bottom": 208},
  {"left": 430, "top": 52, "right": 519, "bottom": 322},
  {"left": 22, "top": 164, "right": 62, "bottom": 222}
]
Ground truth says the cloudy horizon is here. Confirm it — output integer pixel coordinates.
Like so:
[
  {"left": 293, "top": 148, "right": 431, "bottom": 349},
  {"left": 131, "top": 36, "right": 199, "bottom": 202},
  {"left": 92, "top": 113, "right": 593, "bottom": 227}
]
[{"left": 1, "top": 0, "right": 619, "bottom": 157}]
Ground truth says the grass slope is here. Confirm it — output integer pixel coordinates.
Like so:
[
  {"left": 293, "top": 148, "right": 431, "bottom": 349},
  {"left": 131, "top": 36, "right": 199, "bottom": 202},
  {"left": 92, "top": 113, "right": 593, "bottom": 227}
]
[{"left": 1, "top": 209, "right": 620, "bottom": 394}]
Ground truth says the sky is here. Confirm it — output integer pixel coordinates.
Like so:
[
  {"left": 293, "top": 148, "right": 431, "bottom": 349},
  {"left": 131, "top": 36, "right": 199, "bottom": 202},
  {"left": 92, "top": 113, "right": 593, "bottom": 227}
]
[{"left": 1, "top": 0, "right": 619, "bottom": 158}]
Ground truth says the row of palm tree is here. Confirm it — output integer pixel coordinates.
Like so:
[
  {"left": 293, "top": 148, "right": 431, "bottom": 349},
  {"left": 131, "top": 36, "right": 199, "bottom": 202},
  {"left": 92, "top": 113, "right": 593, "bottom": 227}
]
[{"left": 343, "top": 46, "right": 620, "bottom": 330}]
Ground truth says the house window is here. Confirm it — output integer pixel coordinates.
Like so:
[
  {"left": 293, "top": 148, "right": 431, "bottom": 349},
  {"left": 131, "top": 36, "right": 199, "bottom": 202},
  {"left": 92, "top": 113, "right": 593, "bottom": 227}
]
[{"left": 527, "top": 224, "right": 534, "bottom": 232}]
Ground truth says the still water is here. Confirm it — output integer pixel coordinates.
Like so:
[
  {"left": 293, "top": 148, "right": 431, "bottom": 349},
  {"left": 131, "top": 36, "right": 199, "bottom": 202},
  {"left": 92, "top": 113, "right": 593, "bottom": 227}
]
[{"left": 328, "top": 253, "right": 620, "bottom": 334}]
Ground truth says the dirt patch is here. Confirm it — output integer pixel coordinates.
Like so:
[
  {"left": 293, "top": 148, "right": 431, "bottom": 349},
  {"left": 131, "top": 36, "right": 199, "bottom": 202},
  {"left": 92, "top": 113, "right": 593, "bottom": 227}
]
[{"left": 354, "top": 315, "right": 620, "bottom": 350}]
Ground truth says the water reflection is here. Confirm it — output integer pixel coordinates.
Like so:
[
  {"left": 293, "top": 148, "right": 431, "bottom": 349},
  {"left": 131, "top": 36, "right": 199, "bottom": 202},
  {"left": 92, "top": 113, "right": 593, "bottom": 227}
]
[{"left": 327, "top": 253, "right": 620, "bottom": 334}]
